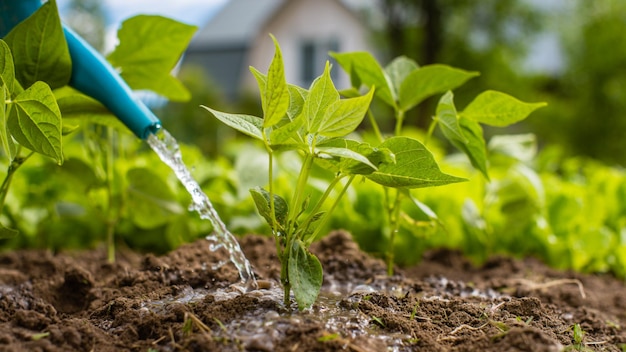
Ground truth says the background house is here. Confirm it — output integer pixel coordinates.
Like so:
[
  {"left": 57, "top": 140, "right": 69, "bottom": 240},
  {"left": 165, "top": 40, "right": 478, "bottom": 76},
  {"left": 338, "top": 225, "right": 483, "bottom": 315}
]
[{"left": 182, "top": 0, "right": 374, "bottom": 101}]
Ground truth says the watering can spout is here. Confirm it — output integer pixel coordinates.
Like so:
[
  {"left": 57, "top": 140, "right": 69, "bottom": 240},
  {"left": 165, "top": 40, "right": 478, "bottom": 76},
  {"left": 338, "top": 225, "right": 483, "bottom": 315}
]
[{"left": 0, "top": 0, "right": 162, "bottom": 140}]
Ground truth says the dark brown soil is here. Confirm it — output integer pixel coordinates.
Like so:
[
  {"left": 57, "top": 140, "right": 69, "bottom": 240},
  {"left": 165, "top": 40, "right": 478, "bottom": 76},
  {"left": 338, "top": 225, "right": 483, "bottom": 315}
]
[{"left": 1, "top": 231, "right": 625, "bottom": 351}]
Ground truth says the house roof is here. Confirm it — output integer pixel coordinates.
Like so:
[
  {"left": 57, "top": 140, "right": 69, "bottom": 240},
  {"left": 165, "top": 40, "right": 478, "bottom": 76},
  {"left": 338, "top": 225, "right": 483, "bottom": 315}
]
[
  {"left": 189, "top": 0, "right": 283, "bottom": 48},
  {"left": 189, "top": 0, "right": 373, "bottom": 49}
]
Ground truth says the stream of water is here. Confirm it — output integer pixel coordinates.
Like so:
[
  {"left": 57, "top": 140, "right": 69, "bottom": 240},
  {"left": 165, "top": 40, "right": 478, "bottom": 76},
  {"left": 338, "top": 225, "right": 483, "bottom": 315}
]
[{"left": 147, "top": 129, "right": 257, "bottom": 291}]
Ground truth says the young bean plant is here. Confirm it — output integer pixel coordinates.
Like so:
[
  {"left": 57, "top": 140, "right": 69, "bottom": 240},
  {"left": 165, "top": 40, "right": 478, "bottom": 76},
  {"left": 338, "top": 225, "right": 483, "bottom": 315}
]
[
  {"left": 330, "top": 52, "right": 546, "bottom": 274},
  {"left": 203, "top": 36, "right": 464, "bottom": 310}
]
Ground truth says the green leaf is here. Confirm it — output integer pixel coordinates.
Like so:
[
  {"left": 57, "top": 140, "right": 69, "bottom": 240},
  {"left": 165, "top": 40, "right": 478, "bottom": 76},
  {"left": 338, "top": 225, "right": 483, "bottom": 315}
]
[
  {"left": 269, "top": 115, "right": 304, "bottom": 146},
  {"left": 107, "top": 15, "right": 197, "bottom": 101},
  {"left": 385, "top": 56, "right": 419, "bottom": 98},
  {"left": 287, "top": 84, "right": 308, "bottom": 120},
  {"left": 367, "top": 136, "right": 465, "bottom": 188},
  {"left": 8, "top": 81, "right": 63, "bottom": 164},
  {"left": 4, "top": 0, "right": 71, "bottom": 89},
  {"left": 262, "top": 35, "right": 290, "bottom": 127},
  {"left": 202, "top": 106, "right": 263, "bottom": 140},
  {"left": 0, "top": 40, "right": 16, "bottom": 93},
  {"left": 251, "top": 67, "right": 307, "bottom": 122},
  {"left": 315, "top": 146, "right": 377, "bottom": 171},
  {"left": 0, "top": 222, "right": 18, "bottom": 239},
  {"left": 250, "top": 187, "right": 288, "bottom": 229},
  {"left": 316, "top": 139, "right": 395, "bottom": 175},
  {"left": 445, "top": 117, "right": 489, "bottom": 179},
  {"left": 127, "top": 167, "right": 183, "bottom": 229},
  {"left": 331, "top": 51, "right": 396, "bottom": 108},
  {"left": 399, "top": 64, "right": 478, "bottom": 112},
  {"left": 288, "top": 239, "right": 323, "bottom": 310},
  {"left": 316, "top": 88, "right": 374, "bottom": 138},
  {"left": 0, "top": 85, "right": 15, "bottom": 160},
  {"left": 436, "top": 91, "right": 467, "bottom": 144},
  {"left": 461, "top": 90, "right": 547, "bottom": 127},
  {"left": 305, "top": 61, "right": 339, "bottom": 134}
]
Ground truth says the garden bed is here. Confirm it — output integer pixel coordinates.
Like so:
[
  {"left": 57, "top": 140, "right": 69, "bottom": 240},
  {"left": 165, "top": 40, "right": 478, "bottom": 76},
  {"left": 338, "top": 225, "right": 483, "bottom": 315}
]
[{"left": 1, "top": 231, "right": 625, "bottom": 351}]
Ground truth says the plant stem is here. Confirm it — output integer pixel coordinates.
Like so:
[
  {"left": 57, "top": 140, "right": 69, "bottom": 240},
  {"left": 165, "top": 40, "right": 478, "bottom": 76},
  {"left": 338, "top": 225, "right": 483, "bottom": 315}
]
[
  {"left": 299, "top": 175, "right": 342, "bottom": 241},
  {"left": 0, "top": 149, "right": 33, "bottom": 214},
  {"left": 307, "top": 175, "right": 355, "bottom": 245},
  {"left": 425, "top": 119, "right": 438, "bottom": 147},
  {"left": 367, "top": 110, "right": 384, "bottom": 143},
  {"left": 394, "top": 109, "right": 405, "bottom": 136},
  {"left": 105, "top": 129, "right": 115, "bottom": 263},
  {"left": 386, "top": 189, "right": 404, "bottom": 276},
  {"left": 287, "top": 153, "right": 314, "bottom": 238}
]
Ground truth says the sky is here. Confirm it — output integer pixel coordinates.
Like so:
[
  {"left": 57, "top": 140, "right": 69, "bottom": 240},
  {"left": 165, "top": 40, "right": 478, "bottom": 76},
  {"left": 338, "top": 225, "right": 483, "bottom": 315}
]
[
  {"left": 58, "top": 0, "right": 227, "bottom": 27},
  {"left": 56, "top": 0, "right": 227, "bottom": 52}
]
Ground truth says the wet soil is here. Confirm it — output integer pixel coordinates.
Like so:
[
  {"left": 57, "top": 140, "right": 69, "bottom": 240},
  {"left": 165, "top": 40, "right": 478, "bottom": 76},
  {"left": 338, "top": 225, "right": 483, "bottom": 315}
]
[{"left": 1, "top": 231, "right": 625, "bottom": 351}]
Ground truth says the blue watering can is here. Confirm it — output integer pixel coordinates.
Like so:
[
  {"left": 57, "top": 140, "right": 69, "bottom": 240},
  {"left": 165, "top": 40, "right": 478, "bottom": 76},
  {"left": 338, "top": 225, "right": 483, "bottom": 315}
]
[{"left": 0, "top": 0, "right": 161, "bottom": 139}]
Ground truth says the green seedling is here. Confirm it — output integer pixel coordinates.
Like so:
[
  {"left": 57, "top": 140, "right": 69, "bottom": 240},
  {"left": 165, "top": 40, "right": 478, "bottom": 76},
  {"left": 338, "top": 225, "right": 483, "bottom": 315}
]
[
  {"left": 564, "top": 323, "right": 594, "bottom": 351},
  {"left": 330, "top": 52, "right": 546, "bottom": 274},
  {"left": 204, "top": 36, "right": 462, "bottom": 309}
]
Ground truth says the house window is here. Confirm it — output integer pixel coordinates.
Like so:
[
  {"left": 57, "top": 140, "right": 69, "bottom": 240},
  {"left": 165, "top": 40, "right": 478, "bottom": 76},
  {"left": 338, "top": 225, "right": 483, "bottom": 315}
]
[{"left": 300, "top": 38, "right": 340, "bottom": 86}]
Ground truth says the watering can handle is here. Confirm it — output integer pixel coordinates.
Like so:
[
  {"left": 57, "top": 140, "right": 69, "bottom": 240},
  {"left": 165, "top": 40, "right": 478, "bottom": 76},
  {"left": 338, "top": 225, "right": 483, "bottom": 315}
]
[{"left": 0, "top": 0, "right": 161, "bottom": 139}]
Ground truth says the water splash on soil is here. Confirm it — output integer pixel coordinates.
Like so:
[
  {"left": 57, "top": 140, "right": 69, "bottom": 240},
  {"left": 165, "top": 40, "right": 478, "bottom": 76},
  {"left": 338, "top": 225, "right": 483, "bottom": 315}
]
[
  {"left": 147, "top": 129, "right": 256, "bottom": 290},
  {"left": 141, "top": 282, "right": 413, "bottom": 351}
]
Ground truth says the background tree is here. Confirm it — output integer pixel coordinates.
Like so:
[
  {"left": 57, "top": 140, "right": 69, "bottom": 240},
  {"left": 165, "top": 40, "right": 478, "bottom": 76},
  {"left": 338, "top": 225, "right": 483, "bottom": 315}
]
[{"left": 62, "top": 0, "right": 107, "bottom": 52}]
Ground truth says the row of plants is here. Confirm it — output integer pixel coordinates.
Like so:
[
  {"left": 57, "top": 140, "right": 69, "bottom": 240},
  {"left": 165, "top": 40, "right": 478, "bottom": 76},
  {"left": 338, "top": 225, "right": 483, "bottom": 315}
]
[
  {"left": 3, "top": 1, "right": 626, "bottom": 310},
  {"left": 0, "top": 0, "right": 204, "bottom": 260}
]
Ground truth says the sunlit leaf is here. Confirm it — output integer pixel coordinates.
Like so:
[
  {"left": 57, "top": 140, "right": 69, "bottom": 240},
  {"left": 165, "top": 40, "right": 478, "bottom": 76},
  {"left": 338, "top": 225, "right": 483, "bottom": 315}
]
[
  {"left": 315, "top": 146, "right": 377, "bottom": 171},
  {"left": 385, "top": 56, "right": 419, "bottom": 98},
  {"left": 399, "top": 64, "right": 478, "bottom": 112},
  {"left": 315, "top": 139, "right": 394, "bottom": 175},
  {"left": 305, "top": 61, "right": 339, "bottom": 134},
  {"left": 287, "top": 84, "right": 307, "bottom": 120},
  {"left": 331, "top": 51, "right": 395, "bottom": 108},
  {"left": 3, "top": 0, "right": 71, "bottom": 89},
  {"left": 461, "top": 90, "right": 547, "bottom": 127},
  {"left": 0, "top": 40, "right": 15, "bottom": 93},
  {"left": 436, "top": 91, "right": 467, "bottom": 144},
  {"left": 262, "top": 35, "right": 290, "bottom": 127},
  {"left": 367, "top": 136, "right": 465, "bottom": 188},
  {"left": 202, "top": 106, "right": 263, "bottom": 140},
  {"left": 316, "top": 88, "right": 374, "bottom": 137},
  {"left": 107, "top": 15, "right": 197, "bottom": 101},
  {"left": 8, "top": 82, "right": 63, "bottom": 164}
]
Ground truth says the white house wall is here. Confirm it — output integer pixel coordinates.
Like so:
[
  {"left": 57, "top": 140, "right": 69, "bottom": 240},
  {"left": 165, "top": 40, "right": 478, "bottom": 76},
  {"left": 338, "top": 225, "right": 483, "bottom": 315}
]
[{"left": 243, "top": 0, "right": 372, "bottom": 93}]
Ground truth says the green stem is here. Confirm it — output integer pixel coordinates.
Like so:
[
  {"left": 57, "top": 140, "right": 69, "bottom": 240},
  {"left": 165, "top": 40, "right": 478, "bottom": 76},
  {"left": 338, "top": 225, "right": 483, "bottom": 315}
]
[
  {"left": 394, "top": 109, "right": 405, "bottom": 136},
  {"left": 299, "top": 175, "right": 341, "bottom": 239},
  {"left": 106, "top": 128, "right": 117, "bottom": 263},
  {"left": 307, "top": 175, "right": 355, "bottom": 245},
  {"left": 286, "top": 153, "right": 314, "bottom": 239},
  {"left": 386, "top": 189, "right": 404, "bottom": 276},
  {"left": 0, "top": 149, "right": 33, "bottom": 214},
  {"left": 367, "top": 110, "right": 384, "bottom": 143},
  {"left": 425, "top": 119, "right": 438, "bottom": 147}
]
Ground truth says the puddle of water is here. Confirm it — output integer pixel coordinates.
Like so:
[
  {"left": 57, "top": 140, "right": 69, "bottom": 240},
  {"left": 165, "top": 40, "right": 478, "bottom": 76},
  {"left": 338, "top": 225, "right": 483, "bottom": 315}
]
[
  {"left": 141, "top": 280, "right": 415, "bottom": 351},
  {"left": 146, "top": 129, "right": 256, "bottom": 291}
]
